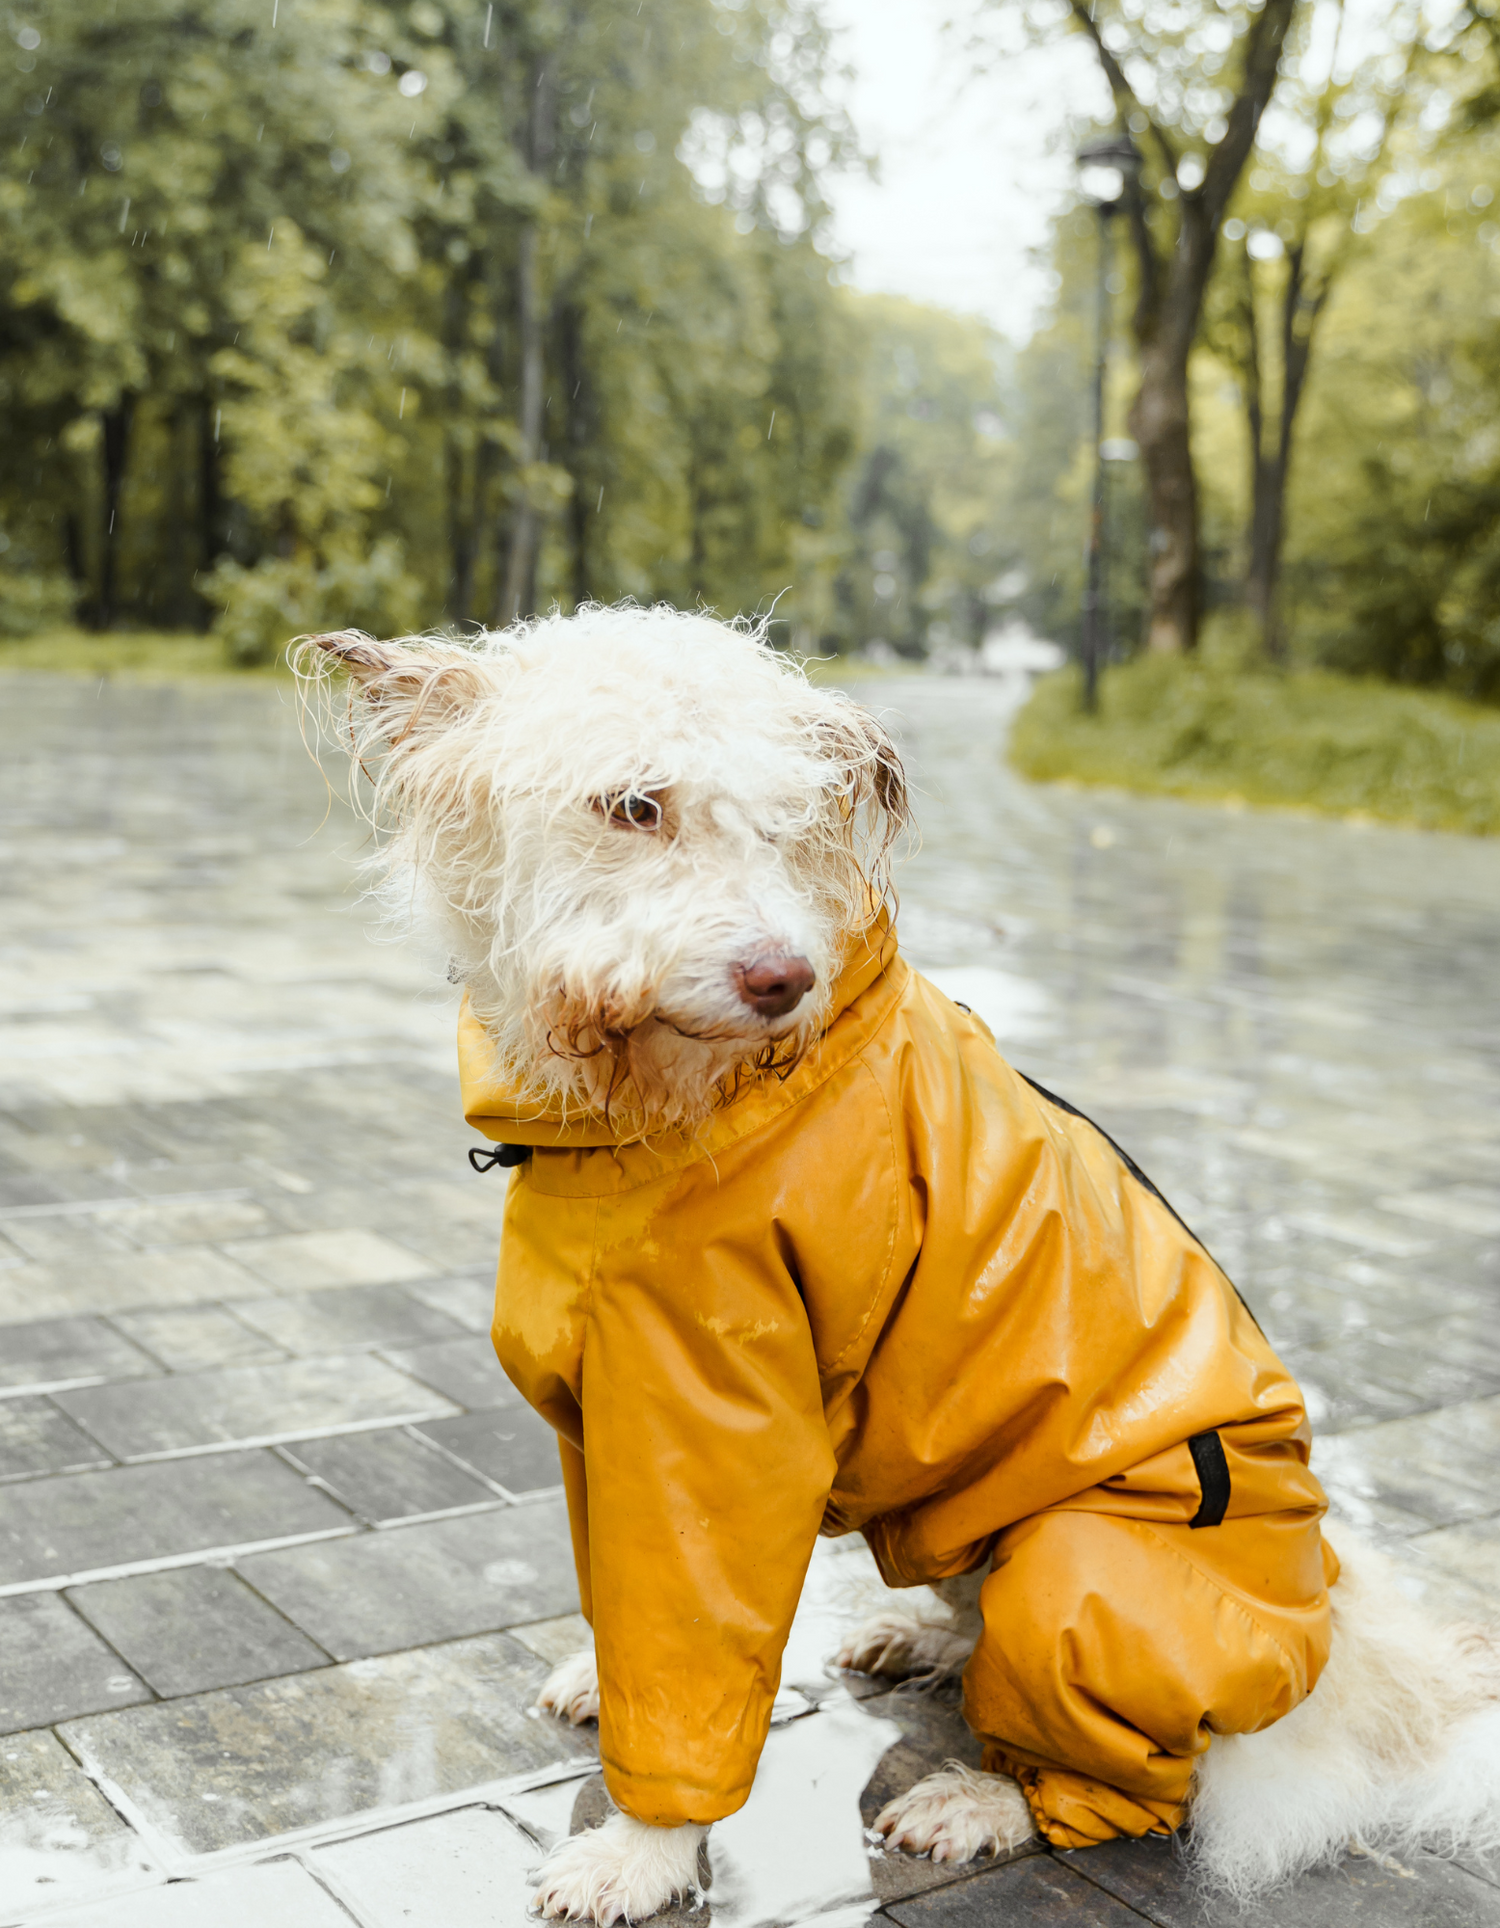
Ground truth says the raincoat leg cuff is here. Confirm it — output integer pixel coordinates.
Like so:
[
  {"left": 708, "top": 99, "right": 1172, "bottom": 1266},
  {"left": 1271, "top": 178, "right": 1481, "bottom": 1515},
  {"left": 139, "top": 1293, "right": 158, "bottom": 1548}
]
[{"left": 982, "top": 1747, "right": 1183, "bottom": 1848}]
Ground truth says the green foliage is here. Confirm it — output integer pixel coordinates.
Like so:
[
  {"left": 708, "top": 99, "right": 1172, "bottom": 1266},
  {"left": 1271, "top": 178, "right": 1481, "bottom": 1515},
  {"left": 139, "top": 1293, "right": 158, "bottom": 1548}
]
[
  {"left": 1010, "top": 652, "right": 1500, "bottom": 835},
  {"left": 0, "top": 0, "right": 873, "bottom": 649},
  {"left": 1281, "top": 169, "right": 1500, "bottom": 702},
  {"left": 831, "top": 295, "right": 1012, "bottom": 656}
]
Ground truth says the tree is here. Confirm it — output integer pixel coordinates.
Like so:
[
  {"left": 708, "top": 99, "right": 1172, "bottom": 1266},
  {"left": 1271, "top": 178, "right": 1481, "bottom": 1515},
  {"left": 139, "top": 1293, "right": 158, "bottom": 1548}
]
[
  {"left": 1206, "top": 0, "right": 1421, "bottom": 656},
  {"left": 0, "top": 0, "right": 427, "bottom": 631},
  {"left": 987, "top": 0, "right": 1296, "bottom": 652},
  {"left": 833, "top": 295, "right": 1014, "bottom": 657},
  {"left": 0, "top": 0, "right": 869, "bottom": 652}
]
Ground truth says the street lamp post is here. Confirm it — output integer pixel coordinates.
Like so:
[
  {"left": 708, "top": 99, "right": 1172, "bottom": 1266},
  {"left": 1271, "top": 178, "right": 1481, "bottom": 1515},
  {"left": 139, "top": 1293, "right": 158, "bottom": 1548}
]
[{"left": 1075, "top": 135, "right": 1141, "bottom": 714}]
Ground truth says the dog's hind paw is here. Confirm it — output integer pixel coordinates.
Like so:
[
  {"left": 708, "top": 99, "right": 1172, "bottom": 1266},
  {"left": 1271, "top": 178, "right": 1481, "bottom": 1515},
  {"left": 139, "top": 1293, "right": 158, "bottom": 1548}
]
[
  {"left": 874, "top": 1763, "right": 1036, "bottom": 1864},
  {"left": 834, "top": 1611, "right": 973, "bottom": 1684},
  {"left": 532, "top": 1814, "right": 704, "bottom": 1924},
  {"left": 536, "top": 1647, "right": 599, "bottom": 1725}
]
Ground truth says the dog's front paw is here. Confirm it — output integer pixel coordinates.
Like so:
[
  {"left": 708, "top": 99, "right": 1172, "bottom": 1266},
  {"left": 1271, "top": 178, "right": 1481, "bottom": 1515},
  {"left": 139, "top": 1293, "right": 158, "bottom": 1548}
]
[
  {"left": 834, "top": 1611, "right": 972, "bottom": 1684},
  {"left": 874, "top": 1763, "right": 1035, "bottom": 1863},
  {"left": 532, "top": 1813, "right": 704, "bottom": 1924},
  {"left": 536, "top": 1647, "right": 599, "bottom": 1725}
]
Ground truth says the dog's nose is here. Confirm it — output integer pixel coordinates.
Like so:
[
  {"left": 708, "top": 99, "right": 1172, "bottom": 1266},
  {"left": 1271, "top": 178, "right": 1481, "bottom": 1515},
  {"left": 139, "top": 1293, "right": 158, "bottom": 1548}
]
[{"left": 735, "top": 952, "right": 816, "bottom": 1020}]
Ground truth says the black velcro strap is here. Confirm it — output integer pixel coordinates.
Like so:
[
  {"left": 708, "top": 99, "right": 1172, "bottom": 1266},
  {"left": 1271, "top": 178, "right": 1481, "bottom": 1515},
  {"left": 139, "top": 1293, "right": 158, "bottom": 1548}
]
[
  {"left": 1187, "top": 1430, "right": 1230, "bottom": 1528},
  {"left": 468, "top": 1143, "right": 531, "bottom": 1173}
]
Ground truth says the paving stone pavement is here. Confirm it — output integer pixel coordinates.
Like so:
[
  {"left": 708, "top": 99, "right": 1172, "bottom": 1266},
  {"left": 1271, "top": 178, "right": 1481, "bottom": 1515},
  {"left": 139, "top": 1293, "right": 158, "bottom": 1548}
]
[{"left": 0, "top": 669, "right": 1498, "bottom": 1926}]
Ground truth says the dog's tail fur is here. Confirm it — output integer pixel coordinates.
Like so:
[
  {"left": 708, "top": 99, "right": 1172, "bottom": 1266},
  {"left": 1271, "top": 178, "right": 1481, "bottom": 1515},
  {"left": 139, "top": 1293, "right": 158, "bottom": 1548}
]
[{"left": 1188, "top": 1524, "right": 1500, "bottom": 1897}]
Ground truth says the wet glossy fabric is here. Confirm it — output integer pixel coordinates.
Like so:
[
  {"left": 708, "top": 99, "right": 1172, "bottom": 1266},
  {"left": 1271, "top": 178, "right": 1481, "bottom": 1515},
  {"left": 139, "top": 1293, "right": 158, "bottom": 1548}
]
[{"left": 461, "top": 926, "right": 1332, "bottom": 1831}]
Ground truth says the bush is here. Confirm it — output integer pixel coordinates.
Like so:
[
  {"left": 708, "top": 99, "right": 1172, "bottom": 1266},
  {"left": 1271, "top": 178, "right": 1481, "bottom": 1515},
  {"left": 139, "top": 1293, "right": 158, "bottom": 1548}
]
[
  {"left": 207, "top": 538, "right": 426, "bottom": 668},
  {"left": 0, "top": 567, "right": 79, "bottom": 637},
  {"left": 1010, "top": 654, "right": 1500, "bottom": 837}
]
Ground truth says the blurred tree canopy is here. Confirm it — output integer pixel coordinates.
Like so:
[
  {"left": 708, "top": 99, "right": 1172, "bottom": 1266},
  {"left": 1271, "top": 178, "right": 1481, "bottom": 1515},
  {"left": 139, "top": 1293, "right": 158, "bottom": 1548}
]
[
  {"left": 4, "top": 0, "right": 996, "bottom": 658},
  {"left": 988, "top": 0, "right": 1500, "bottom": 704},
  {"left": 9, "top": 0, "right": 1500, "bottom": 706}
]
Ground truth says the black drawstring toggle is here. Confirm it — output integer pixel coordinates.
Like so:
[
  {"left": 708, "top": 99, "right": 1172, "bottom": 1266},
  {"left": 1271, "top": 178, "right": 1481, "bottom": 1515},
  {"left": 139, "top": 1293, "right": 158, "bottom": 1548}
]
[{"left": 468, "top": 1143, "right": 531, "bottom": 1173}]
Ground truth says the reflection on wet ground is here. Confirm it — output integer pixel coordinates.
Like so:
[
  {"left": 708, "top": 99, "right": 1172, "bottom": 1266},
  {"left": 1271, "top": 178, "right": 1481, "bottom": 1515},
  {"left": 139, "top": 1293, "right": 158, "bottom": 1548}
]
[{"left": 0, "top": 671, "right": 1498, "bottom": 1925}]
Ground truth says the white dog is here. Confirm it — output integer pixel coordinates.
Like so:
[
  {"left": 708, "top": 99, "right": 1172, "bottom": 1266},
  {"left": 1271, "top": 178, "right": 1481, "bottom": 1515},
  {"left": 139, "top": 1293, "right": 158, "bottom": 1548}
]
[{"left": 301, "top": 605, "right": 1500, "bottom": 1924}]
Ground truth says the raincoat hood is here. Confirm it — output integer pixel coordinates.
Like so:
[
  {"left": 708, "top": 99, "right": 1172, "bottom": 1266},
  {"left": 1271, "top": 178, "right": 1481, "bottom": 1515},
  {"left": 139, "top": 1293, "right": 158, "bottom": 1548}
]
[{"left": 459, "top": 913, "right": 899, "bottom": 1150}]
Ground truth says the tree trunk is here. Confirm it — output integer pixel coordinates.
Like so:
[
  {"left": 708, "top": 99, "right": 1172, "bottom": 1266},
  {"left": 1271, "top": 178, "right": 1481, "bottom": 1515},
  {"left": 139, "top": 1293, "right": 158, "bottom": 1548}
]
[
  {"left": 1243, "top": 242, "right": 1324, "bottom": 662},
  {"left": 198, "top": 396, "right": 223, "bottom": 629},
  {"left": 164, "top": 405, "right": 191, "bottom": 627},
  {"left": 95, "top": 396, "right": 134, "bottom": 631},
  {"left": 444, "top": 260, "right": 478, "bottom": 624},
  {"left": 1129, "top": 345, "right": 1199, "bottom": 656},
  {"left": 63, "top": 509, "right": 88, "bottom": 615},
  {"left": 559, "top": 302, "right": 592, "bottom": 610},
  {"left": 498, "top": 54, "right": 555, "bottom": 626},
  {"left": 499, "top": 220, "right": 544, "bottom": 624},
  {"left": 1079, "top": 0, "right": 1296, "bottom": 653}
]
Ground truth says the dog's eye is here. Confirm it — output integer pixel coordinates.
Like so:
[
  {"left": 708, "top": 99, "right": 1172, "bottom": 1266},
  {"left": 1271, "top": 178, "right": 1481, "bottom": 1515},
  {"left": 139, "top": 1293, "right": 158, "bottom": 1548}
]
[{"left": 600, "top": 791, "right": 663, "bottom": 832}]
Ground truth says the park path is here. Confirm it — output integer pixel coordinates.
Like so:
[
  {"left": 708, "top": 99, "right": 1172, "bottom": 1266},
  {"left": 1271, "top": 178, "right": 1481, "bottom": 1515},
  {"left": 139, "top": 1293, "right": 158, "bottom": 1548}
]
[{"left": 0, "top": 668, "right": 1497, "bottom": 1928}]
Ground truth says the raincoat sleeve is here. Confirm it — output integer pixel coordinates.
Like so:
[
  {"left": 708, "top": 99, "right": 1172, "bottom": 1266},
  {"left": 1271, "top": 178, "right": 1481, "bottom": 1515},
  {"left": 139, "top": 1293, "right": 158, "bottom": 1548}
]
[{"left": 578, "top": 1227, "right": 838, "bottom": 1828}]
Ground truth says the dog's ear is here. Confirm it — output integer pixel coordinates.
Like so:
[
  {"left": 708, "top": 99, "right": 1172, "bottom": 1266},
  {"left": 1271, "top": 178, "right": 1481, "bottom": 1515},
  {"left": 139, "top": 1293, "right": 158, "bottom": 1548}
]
[
  {"left": 296, "top": 630, "right": 491, "bottom": 745},
  {"left": 817, "top": 700, "right": 909, "bottom": 849}
]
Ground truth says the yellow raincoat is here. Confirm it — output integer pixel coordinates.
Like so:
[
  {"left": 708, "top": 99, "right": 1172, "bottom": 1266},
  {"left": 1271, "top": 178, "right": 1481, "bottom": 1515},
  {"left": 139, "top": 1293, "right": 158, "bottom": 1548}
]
[{"left": 461, "top": 922, "right": 1335, "bottom": 1846}]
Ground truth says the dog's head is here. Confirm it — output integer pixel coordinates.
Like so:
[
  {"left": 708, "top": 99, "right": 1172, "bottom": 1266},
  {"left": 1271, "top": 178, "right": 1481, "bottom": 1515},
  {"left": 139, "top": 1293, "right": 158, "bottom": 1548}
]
[{"left": 298, "top": 605, "right": 907, "bottom": 1133}]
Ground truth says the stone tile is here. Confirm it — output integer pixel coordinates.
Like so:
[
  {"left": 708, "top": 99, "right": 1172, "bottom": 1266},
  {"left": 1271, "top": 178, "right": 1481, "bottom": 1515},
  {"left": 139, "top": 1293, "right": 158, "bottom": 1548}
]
[
  {"left": 54, "top": 1354, "right": 459, "bottom": 1460},
  {"left": 413, "top": 1406, "right": 565, "bottom": 1499},
  {"left": 886, "top": 1854, "right": 1145, "bottom": 1926},
  {"left": 0, "top": 1395, "right": 115, "bottom": 1480},
  {"left": 405, "top": 1273, "right": 497, "bottom": 1331},
  {"left": 0, "top": 1173, "right": 68, "bottom": 1208},
  {"left": 95, "top": 1194, "right": 274, "bottom": 1247},
  {"left": 67, "top": 1564, "right": 330, "bottom": 1697},
  {"left": 1065, "top": 1831, "right": 1500, "bottom": 1925},
  {"left": 0, "top": 1247, "right": 264, "bottom": 1323},
  {"left": 506, "top": 1613, "right": 593, "bottom": 1667},
  {"left": 0, "top": 1727, "right": 164, "bottom": 1921},
  {"left": 1408, "top": 1516, "right": 1500, "bottom": 1595},
  {"left": 230, "top": 1282, "right": 465, "bottom": 1356},
  {"left": 698, "top": 1695, "right": 902, "bottom": 1926},
  {"left": 240, "top": 1498, "right": 578, "bottom": 1660},
  {"left": 0, "top": 1216, "right": 135, "bottom": 1265},
  {"left": 380, "top": 1334, "right": 517, "bottom": 1410},
  {"left": 279, "top": 1427, "right": 496, "bottom": 1525},
  {"left": 0, "top": 1313, "right": 159, "bottom": 1394},
  {"left": 1315, "top": 1410, "right": 1500, "bottom": 1532},
  {"left": 123, "top": 1160, "right": 262, "bottom": 1198},
  {"left": 60, "top": 1631, "right": 593, "bottom": 1857},
  {"left": 109, "top": 1304, "right": 287, "bottom": 1372},
  {"left": 311, "top": 1804, "right": 540, "bottom": 1928},
  {"left": 0, "top": 1451, "right": 354, "bottom": 1590},
  {"left": 859, "top": 1684, "right": 984, "bottom": 1831},
  {"left": 38, "top": 1857, "right": 355, "bottom": 1928},
  {"left": 382, "top": 1220, "right": 509, "bottom": 1270},
  {"left": 218, "top": 1228, "right": 436, "bottom": 1291},
  {"left": 0, "top": 1591, "right": 151, "bottom": 1732}
]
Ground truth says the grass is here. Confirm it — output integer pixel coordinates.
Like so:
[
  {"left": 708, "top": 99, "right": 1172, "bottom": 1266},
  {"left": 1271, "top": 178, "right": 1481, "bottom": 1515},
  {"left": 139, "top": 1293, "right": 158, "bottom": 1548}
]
[
  {"left": 0, "top": 627, "right": 286, "bottom": 679},
  {"left": 1009, "top": 652, "right": 1500, "bottom": 838}
]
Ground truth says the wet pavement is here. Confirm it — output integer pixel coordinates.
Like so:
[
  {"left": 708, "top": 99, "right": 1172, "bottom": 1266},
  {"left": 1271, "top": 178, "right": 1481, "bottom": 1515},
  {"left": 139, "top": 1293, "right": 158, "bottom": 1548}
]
[{"left": 0, "top": 668, "right": 1497, "bottom": 1926}]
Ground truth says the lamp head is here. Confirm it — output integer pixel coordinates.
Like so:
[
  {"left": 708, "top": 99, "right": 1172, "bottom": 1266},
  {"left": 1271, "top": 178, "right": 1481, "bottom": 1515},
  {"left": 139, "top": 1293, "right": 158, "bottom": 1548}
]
[{"left": 1075, "top": 134, "right": 1142, "bottom": 211}]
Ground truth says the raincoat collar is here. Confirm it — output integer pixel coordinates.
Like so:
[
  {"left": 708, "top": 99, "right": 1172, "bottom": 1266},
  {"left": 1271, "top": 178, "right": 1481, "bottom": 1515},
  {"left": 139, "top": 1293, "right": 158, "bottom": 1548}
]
[{"left": 460, "top": 912, "right": 901, "bottom": 1157}]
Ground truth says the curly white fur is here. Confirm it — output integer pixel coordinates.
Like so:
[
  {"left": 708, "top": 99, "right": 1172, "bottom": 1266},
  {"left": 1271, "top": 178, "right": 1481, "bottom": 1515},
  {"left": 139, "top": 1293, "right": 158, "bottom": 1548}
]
[
  {"left": 297, "top": 605, "right": 905, "bottom": 1137},
  {"left": 873, "top": 1762, "right": 1036, "bottom": 1862},
  {"left": 1188, "top": 1524, "right": 1500, "bottom": 1897},
  {"left": 537, "top": 1647, "right": 600, "bottom": 1725},
  {"left": 532, "top": 1813, "right": 704, "bottom": 1924}
]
